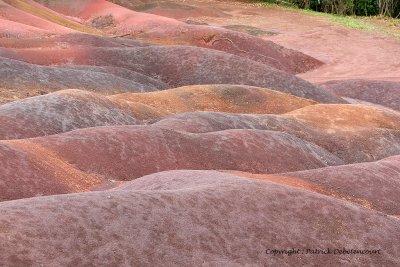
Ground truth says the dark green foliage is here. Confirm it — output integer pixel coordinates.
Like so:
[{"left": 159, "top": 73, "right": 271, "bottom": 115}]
[
  {"left": 353, "top": 0, "right": 379, "bottom": 16},
  {"left": 261, "top": 0, "right": 398, "bottom": 17}
]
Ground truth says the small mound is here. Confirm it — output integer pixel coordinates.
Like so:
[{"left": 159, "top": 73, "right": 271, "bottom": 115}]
[
  {"left": 0, "top": 33, "right": 149, "bottom": 49},
  {"left": 285, "top": 104, "right": 400, "bottom": 130},
  {"left": 23, "top": 0, "right": 322, "bottom": 74},
  {"left": 233, "top": 155, "right": 400, "bottom": 216},
  {"left": 0, "top": 90, "right": 161, "bottom": 140},
  {"left": 0, "top": 57, "right": 161, "bottom": 97},
  {"left": 2, "top": 0, "right": 98, "bottom": 34},
  {"left": 280, "top": 155, "right": 400, "bottom": 215},
  {"left": 320, "top": 79, "right": 400, "bottom": 111},
  {"left": 0, "top": 141, "right": 104, "bottom": 202},
  {"left": 110, "top": 84, "right": 317, "bottom": 114},
  {"left": 0, "top": 0, "right": 74, "bottom": 34},
  {"left": 0, "top": 46, "right": 343, "bottom": 103},
  {"left": 154, "top": 111, "right": 400, "bottom": 163},
  {"left": 154, "top": 112, "right": 275, "bottom": 133},
  {"left": 0, "top": 126, "right": 342, "bottom": 200},
  {"left": 0, "top": 18, "right": 53, "bottom": 38},
  {"left": 27, "top": 126, "right": 342, "bottom": 181},
  {"left": 35, "top": 0, "right": 184, "bottom": 31},
  {"left": 0, "top": 170, "right": 398, "bottom": 266},
  {"left": 134, "top": 24, "right": 323, "bottom": 74},
  {"left": 61, "top": 65, "right": 168, "bottom": 90}
]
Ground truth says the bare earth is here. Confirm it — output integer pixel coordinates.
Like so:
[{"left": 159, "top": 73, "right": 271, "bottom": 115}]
[{"left": 0, "top": 0, "right": 399, "bottom": 266}]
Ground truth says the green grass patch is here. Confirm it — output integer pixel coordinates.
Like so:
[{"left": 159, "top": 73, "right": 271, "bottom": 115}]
[
  {"left": 301, "top": 9, "right": 371, "bottom": 30},
  {"left": 257, "top": 1, "right": 383, "bottom": 32}
]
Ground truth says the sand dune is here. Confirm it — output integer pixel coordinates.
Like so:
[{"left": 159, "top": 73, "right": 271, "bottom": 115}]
[
  {"left": 2, "top": 0, "right": 98, "bottom": 33},
  {"left": 0, "top": 18, "right": 53, "bottom": 38}
]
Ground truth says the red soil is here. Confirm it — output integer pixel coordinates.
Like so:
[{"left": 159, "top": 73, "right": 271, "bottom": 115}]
[
  {"left": 0, "top": 1, "right": 398, "bottom": 265},
  {"left": 0, "top": 18, "right": 53, "bottom": 38},
  {"left": 154, "top": 110, "right": 400, "bottom": 163},
  {"left": 133, "top": 24, "right": 323, "bottom": 74},
  {"left": 233, "top": 155, "right": 400, "bottom": 216},
  {"left": 0, "top": 170, "right": 398, "bottom": 266},
  {"left": 191, "top": 2, "right": 400, "bottom": 83},
  {"left": 133, "top": 2, "right": 228, "bottom": 19},
  {"left": 0, "top": 125, "right": 344, "bottom": 201},
  {"left": 0, "top": 33, "right": 149, "bottom": 49},
  {"left": 292, "top": 27, "right": 400, "bottom": 83},
  {"left": 0, "top": 56, "right": 162, "bottom": 98},
  {"left": 0, "top": 90, "right": 154, "bottom": 139},
  {"left": 31, "top": 126, "right": 342, "bottom": 180},
  {"left": 320, "top": 79, "right": 400, "bottom": 111},
  {"left": 285, "top": 104, "right": 400, "bottom": 131},
  {"left": 110, "top": 84, "right": 317, "bottom": 114},
  {"left": 0, "top": 1, "right": 74, "bottom": 34},
  {"left": 0, "top": 140, "right": 104, "bottom": 202},
  {"left": 0, "top": 46, "right": 343, "bottom": 103},
  {"left": 18, "top": 0, "right": 323, "bottom": 74}
]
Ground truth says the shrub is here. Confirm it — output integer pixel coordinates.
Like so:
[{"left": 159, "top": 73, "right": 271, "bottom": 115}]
[{"left": 260, "top": 0, "right": 398, "bottom": 17}]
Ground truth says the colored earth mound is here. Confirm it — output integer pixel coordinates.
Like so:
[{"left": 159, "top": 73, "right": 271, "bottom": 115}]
[
  {"left": 0, "top": 56, "right": 161, "bottom": 92},
  {"left": 154, "top": 108, "right": 400, "bottom": 163},
  {"left": 110, "top": 84, "right": 317, "bottom": 114},
  {"left": 30, "top": 0, "right": 323, "bottom": 74},
  {"left": 0, "top": 141, "right": 104, "bottom": 202},
  {"left": 0, "top": 46, "right": 342, "bottom": 103},
  {"left": 0, "top": 0, "right": 399, "bottom": 266},
  {"left": 0, "top": 126, "right": 345, "bottom": 201},
  {"left": 0, "top": 86, "right": 315, "bottom": 139},
  {"left": 232, "top": 155, "right": 400, "bottom": 216},
  {"left": 0, "top": 170, "right": 398, "bottom": 266},
  {"left": 10, "top": 127, "right": 343, "bottom": 177},
  {"left": 0, "top": 33, "right": 149, "bottom": 49},
  {"left": 320, "top": 79, "right": 400, "bottom": 111},
  {"left": 0, "top": 90, "right": 148, "bottom": 139}
]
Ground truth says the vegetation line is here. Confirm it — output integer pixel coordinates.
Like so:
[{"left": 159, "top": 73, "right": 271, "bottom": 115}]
[
  {"left": 257, "top": 0, "right": 400, "bottom": 17},
  {"left": 257, "top": 0, "right": 400, "bottom": 37}
]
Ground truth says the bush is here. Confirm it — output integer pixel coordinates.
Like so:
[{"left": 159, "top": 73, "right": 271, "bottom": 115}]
[{"left": 260, "top": 0, "right": 398, "bottom": 17}]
